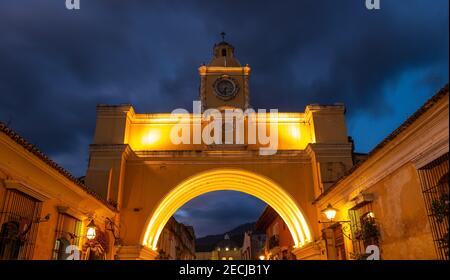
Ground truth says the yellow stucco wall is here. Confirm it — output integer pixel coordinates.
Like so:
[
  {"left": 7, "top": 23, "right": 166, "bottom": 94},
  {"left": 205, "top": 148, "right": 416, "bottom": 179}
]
[
  {"left": 0, "top": 132, "right": 117, "bottom": 260},
  {"left": 318, "top": 163, "right": 436, "bottom": 260},
  {"left": 369, "top": 163, "right": 435, "bottom": 259},
  {"left": 119, "top": 159, "right": 318, "bottom": 245},
  {"left": 85, "top": 102, "right": 354, "bottom": 259},
  {"left": 316, "top": 91, "right": 448, "bottom": 260}
]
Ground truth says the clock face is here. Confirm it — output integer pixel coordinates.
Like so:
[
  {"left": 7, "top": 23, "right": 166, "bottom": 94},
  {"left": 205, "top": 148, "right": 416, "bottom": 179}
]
[{"left": 213, "top": 78, "right": 238, "bottom": 100}]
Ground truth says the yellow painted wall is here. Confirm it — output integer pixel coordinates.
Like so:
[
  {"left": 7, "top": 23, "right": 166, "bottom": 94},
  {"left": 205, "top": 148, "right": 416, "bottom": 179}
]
[
  {"left": 0, "top": 133, "right": 117, "bottom": 260},
  {"left": 318, "top": 163, "right": 436, "bottom": 260},
  {"left": 119, "top": 160, "right": 318, "bottom": 246},
  {"left": 369, "top": 163, "right": 435, "bottom": 259},
  {"left": 108, "top": 113, "right": 314, "bottom": 151}
]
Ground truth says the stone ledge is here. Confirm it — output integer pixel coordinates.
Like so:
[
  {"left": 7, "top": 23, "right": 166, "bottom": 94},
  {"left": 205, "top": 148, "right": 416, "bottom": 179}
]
[
  {"left": 292, "top": 241, "right": 326, "bottom": 260},
  {"left": 115, "top": 245, "right": 158, "bottom": 260}
]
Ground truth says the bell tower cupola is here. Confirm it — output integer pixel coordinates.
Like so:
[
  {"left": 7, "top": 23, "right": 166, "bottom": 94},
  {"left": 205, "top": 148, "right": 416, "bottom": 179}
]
[{"left": 199, "top": 32, "right": 251, "bottom": 111}]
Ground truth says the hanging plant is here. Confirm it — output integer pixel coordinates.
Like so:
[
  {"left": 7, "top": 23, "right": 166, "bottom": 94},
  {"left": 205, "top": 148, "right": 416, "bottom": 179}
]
[
  {"left": 438, "top": 231, "right": 449, "bottom": 256},
  {"left": 360, "top": 217, "right": 380, "bottom": 245},
  {"left": 431, "top": 193, "right": 449, "bottom": 223}
]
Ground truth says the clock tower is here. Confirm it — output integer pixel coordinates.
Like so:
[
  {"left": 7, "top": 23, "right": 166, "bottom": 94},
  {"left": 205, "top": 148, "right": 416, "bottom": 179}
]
[{"left": 199, "top": 36, "right": 251, "bottom": 111}]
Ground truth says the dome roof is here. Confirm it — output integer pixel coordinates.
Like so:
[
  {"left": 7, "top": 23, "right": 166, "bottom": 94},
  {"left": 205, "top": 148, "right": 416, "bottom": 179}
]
[
  {"left": 208, "top": 40, "right": 241, "bottom": 67},
  {"left": 215, "top": 234, "right": 239, "bottom": 249}
]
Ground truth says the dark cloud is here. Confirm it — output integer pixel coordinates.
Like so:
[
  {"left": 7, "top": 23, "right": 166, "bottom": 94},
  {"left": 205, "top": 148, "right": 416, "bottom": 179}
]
[{"left": 0, "top": 0, "right": 448, "bottom": 235}]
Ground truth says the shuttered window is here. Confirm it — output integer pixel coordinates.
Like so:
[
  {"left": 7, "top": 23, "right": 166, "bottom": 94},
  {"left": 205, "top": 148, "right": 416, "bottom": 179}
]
[{"left": 0, "top": 189, "right": 42, "bottom": 260}]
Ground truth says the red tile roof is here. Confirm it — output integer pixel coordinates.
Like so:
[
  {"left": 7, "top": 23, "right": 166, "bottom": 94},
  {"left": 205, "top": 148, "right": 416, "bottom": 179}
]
[
  {"left": 0, "top": 122, "right": 117, "bottom": 212},
  {"left": 314, "top": 84, "right": 449, "bottom": 204}
]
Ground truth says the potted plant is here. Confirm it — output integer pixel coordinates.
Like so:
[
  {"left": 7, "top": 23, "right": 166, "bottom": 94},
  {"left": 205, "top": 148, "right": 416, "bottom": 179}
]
[
  {"left": 431, "top": 192, "right": 449, "bottom": 256},
  {"left": 431, "top": 193, "right": 449, "bottom": 223},
  {"left": 360, "top": 216, "right": 380, "bottom": 245}
]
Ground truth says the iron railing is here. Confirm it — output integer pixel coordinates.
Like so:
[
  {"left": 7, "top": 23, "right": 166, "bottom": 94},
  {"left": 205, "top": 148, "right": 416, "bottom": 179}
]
[
  {"left": 0, "top": 189, "right": 42, "bottom": 260},
  {"left": 418, "top": 153, "right": 449, "bottom": 260}
]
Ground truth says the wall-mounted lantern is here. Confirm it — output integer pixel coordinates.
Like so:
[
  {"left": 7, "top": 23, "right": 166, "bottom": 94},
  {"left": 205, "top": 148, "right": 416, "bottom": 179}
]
[
  {"left": 319, "top": 203, "right": 350, "bottom": 224},
  {"left": 321, "top": 204, "right": 338, "bottom": 221},
  {"left": 318, "top": 203, "right": 352, "bottom": 240},
  {"left": 86, "top": 220, "right": 97, "bottom": 240}
]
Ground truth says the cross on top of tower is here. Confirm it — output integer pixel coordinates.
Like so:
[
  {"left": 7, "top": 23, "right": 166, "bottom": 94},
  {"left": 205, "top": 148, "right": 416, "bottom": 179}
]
[{"left": 209, "top": 32, "right": 241, "bottom": 67}]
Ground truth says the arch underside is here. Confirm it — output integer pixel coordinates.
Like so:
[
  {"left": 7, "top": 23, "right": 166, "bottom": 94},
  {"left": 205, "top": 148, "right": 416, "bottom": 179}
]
[{"left": 142, "top": 169, "right": 312, "bottom": 250}]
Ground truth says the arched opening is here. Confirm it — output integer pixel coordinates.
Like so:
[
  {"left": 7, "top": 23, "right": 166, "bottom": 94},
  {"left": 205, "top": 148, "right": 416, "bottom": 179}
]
[{"left": 141, "top": 169, "right": 312, "bottom": 252}]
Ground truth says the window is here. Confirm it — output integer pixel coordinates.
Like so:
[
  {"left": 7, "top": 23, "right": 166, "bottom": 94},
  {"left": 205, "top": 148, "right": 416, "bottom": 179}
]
[
  {"left": 53, "top": 238, "right": 70, "bottom": 260},
  {"left": 272, "top": 222, "right": 279, "bottom": 236},
  {"left": 0, "top": 221, "right": 20, "bottom": 260},
  {"left": 221, "top": 49, "right": 227, "bottom": 57},
  {"left": 52, "top": 213, "right": 82, "bottom": 260},
  {"left": 349, "top": 202, "right": 376, "bottom": 256},
  {"left": 0, "top": 189, "right": 41, "bottom": 260},
  {"left": 417, "top": 153, "right": 449, "bottom": 260}
]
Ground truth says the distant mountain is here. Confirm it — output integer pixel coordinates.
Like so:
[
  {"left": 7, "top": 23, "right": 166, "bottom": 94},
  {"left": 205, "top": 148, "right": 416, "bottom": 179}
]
[
  {"left": 228, "top": 222, "right": 255, "bottom": 235},
  {"left": 195, "top": 222, "right": 262, "bottom": 252}
]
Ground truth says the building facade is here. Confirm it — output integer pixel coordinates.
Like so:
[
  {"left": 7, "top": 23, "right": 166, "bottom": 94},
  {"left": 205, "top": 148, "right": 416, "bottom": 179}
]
[
  {"left": 155, "top": 217, "right": 195, "bottom": 260},
  {"left": 241, "top": 231, "right": 265, "bottom": 260},
  {"left": 255, "top": 206, "right": 297, "bottom": 260},
  {"left": 315, "top": 86, "right": 449, "bottom": 260},
  {"left": 196, "top": 234, "right": 242, "bottom": 260},
  {"left": 0, "top": 123, "right": 117, "bottom": 260}
]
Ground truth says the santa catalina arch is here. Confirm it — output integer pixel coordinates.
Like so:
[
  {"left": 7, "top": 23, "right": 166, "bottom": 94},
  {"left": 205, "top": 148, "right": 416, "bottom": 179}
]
[
  {"left": 84, "top": 39, "right": 354, "bottom": 260},
  {"left": 141, "top": 168, "right": 312, "bottom": 251}
]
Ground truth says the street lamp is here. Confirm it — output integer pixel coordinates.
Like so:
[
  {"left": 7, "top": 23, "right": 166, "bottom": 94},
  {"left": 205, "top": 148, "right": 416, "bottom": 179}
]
[
  {"left": 259, "top": 255, "right": 265, "bottom": 260},
  {"left": 86, "top": 220, "right": 97, "bottom": 240},
  {"left": 318, "top": 203, "right": 352, "bottom": 240},
  {"left": 321, "top": 203, "right": 338, "bottom": 221},
  {"left": 319, "top": 203, "right": 351, "bottom": 224}
]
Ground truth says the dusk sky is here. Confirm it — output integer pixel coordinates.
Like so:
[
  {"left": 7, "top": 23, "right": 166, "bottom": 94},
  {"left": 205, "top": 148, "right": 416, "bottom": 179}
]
[{"left": 0, "top": 0, "right": 448, "bottom": 237}]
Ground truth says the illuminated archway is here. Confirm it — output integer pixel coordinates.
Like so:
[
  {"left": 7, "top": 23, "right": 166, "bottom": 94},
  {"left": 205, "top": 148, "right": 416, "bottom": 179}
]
[{"left": 141, "top": 168, "right": 312, "bottom": 251}]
